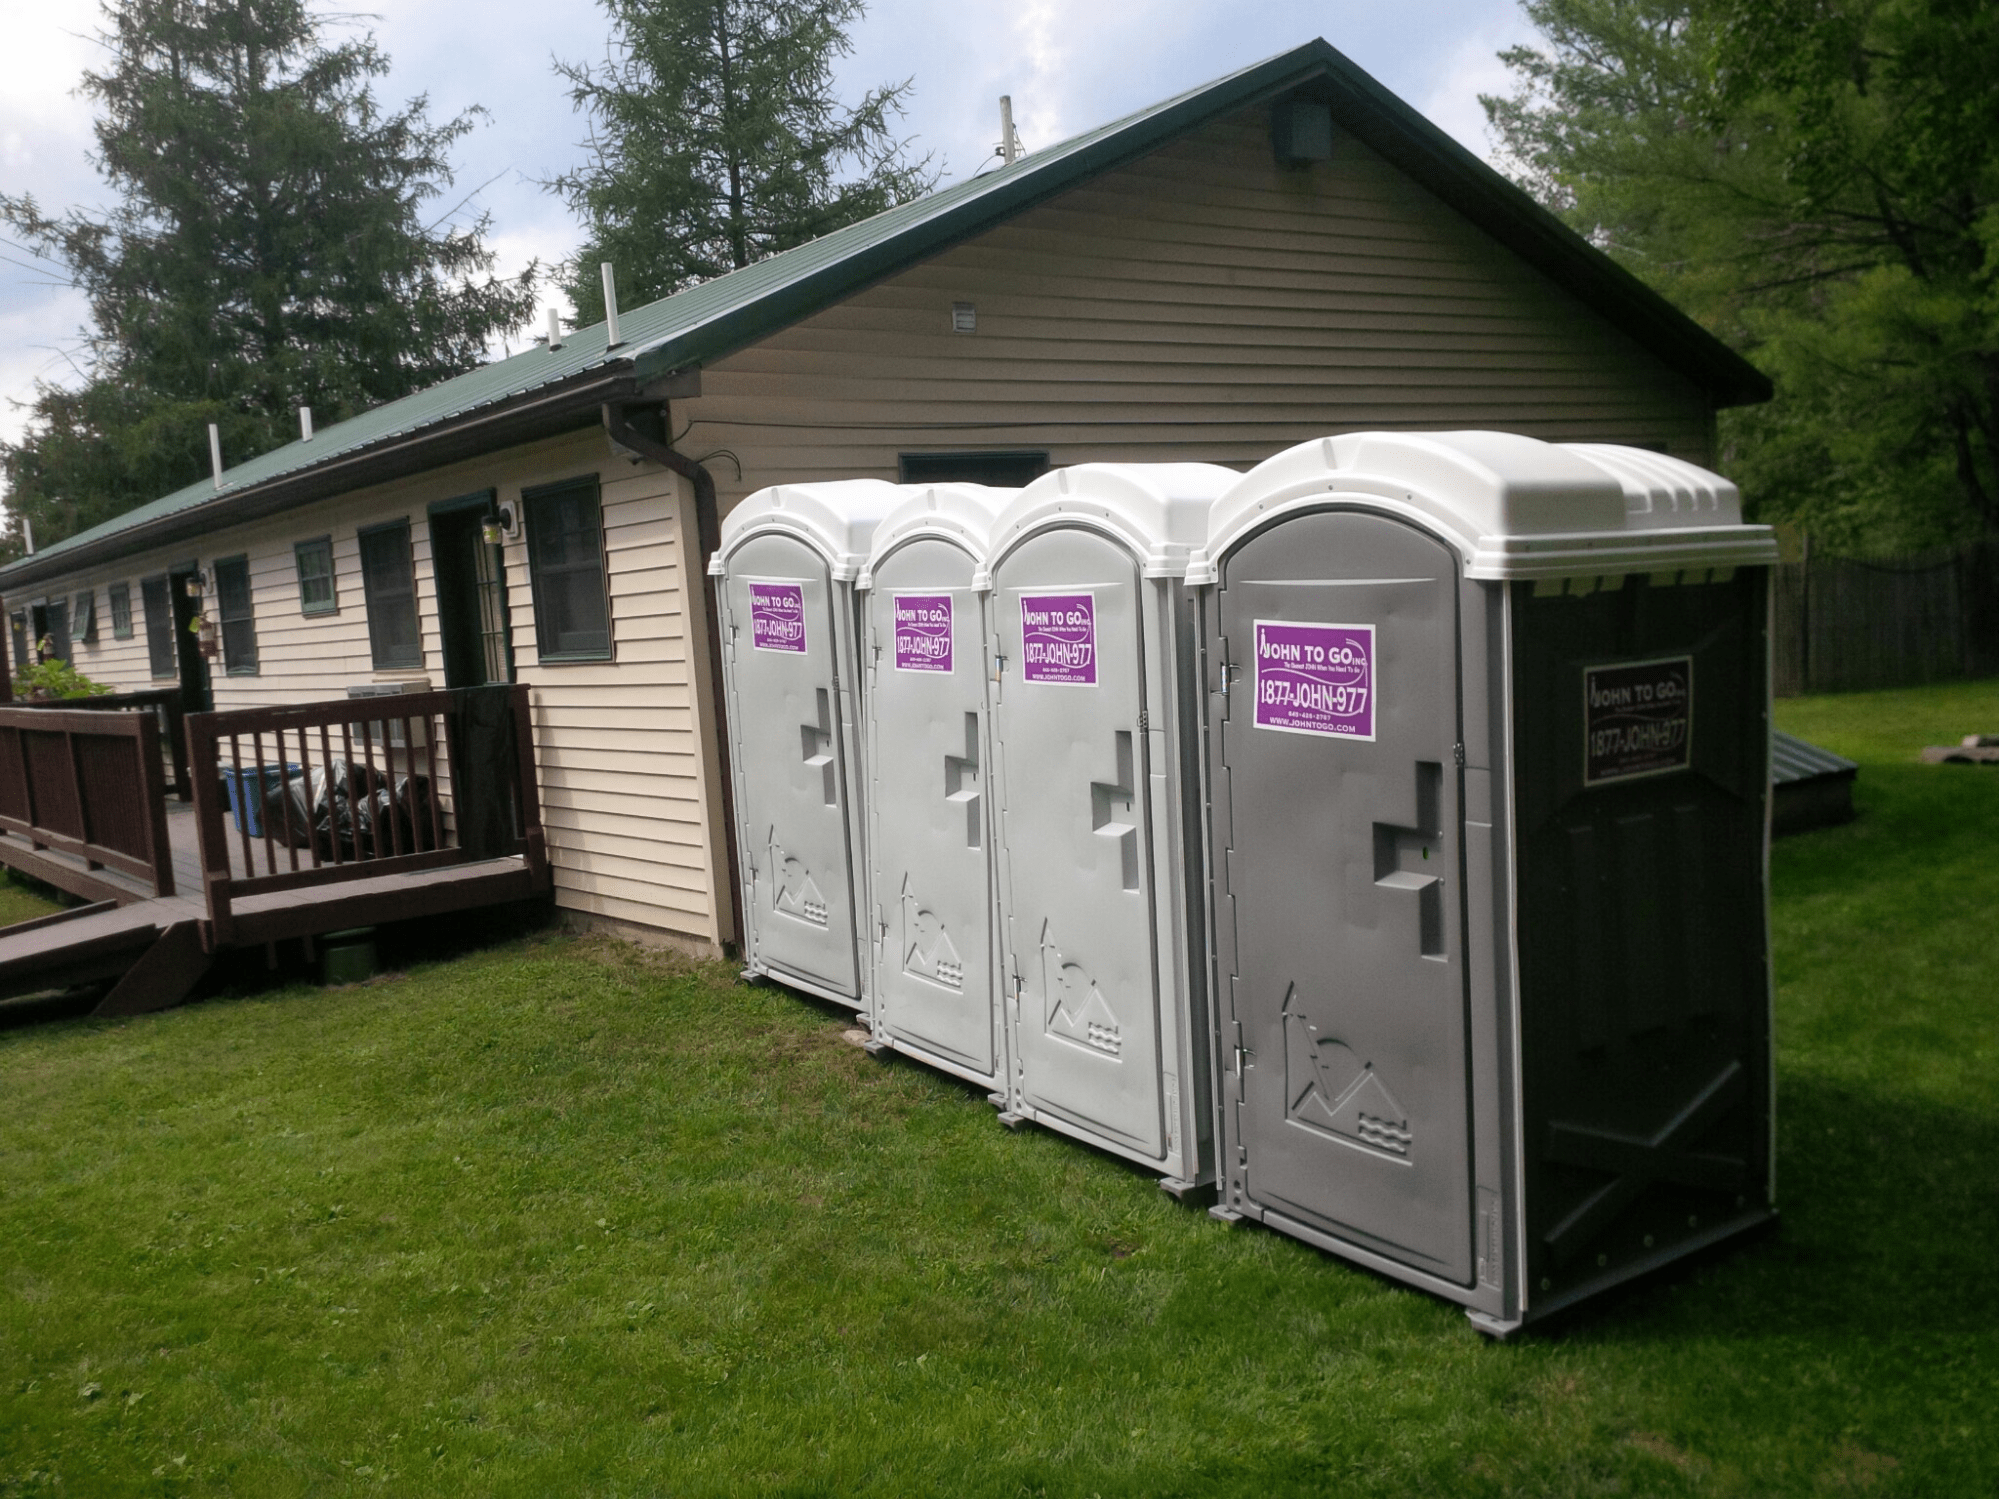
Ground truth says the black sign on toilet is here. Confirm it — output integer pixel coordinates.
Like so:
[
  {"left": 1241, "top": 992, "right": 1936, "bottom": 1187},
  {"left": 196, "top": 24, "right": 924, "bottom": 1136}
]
[{"left": 1584, "top": 656, "right": 1692, "bottom": 785}]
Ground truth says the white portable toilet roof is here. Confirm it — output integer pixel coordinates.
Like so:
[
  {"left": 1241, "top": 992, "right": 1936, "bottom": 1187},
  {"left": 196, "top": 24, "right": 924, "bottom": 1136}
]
[
  {"left": 856, "top": 483, "right": 1015, "bottom": 590},
  {"left": 712, "top": 478, "right": 905, "bottom": 582},
  {"left": 1189, "top": 432, "right": 1779, "bottom": 585},
  {"left": 983, "top": 463, "right": 1242, "bottom": 583}
]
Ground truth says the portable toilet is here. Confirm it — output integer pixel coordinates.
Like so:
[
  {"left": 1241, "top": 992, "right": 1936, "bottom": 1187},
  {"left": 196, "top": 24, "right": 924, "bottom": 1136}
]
[
  {"left": 856, "top": 483, "right": 1016, "bottom": 1088},
  {"left": 1189, "top": 432, "right": 1780, "bottom": 1335},
  {"left": 984, "top": 463, "right": 1239, "bottom": 1194},
  {"left": 711, "top": 480, "right": 900, "bottom": 1011}
]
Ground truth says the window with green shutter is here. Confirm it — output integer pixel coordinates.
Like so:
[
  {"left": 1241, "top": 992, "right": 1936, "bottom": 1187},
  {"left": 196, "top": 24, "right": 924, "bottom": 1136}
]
[
  {"left": 523, "top": 476, "right": 612, "bottom": 661},
  {"left": 213, "top": 554, "right": 257, "bottom": 675},
  {"left": 358, "top": 521, "right": 422, "bottom": 669},
  {"left": 109, "top": 582, "right": 133, "bottom": 640},
  {"left": 73, "top": 588, "right": 97, "bottom": 644}
]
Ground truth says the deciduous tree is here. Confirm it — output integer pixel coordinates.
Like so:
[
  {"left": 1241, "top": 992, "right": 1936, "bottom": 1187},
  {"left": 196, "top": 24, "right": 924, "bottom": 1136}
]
[{"left": 1486, "top": 0, "right": 1999, "bottom": 553}]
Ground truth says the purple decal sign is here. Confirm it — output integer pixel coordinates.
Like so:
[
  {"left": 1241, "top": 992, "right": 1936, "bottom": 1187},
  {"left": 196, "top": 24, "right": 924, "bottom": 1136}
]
[
  {"left": 892, "top": 593, "right": 953, "bottom": 673},
  {"left": 1252, "top": 619, "right": 1375, "bottom": 740},
  {"left": 748, "top": 581, "right": 807, "bottom": 653},
  {"left": 1020, "top": 592, "right": 1097, "bottom": 686}
]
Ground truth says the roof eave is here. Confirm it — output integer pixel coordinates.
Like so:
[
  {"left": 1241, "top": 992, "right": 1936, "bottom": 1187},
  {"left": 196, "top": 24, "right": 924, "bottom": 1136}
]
[
  {"left": 0, "top": 364, "right": 639, "bottom": 592},
  {"left": 1298, "top": 47, "right": 1771, "bottom": 408}
]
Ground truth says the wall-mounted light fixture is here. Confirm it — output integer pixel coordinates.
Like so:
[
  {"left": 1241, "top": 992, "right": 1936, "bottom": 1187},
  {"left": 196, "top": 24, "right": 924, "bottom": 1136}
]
[{"left": 183, "top": 570, "right": 206, "bottom": 600}]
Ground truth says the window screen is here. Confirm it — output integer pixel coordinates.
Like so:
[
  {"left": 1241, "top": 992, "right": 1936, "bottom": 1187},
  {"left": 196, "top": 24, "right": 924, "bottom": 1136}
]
[
  {"left": 213, "top": 554, "right": 257, "bottom": 675},
  {"left": 109, "top": 582, "right": 133, "bottom": 639},
  {"left": 359, "top": 521, "right": 421, "bottom": 669},
  {"left": 73, "top": 588, "right": 97, "bottom": 644},
  {"left": 142, "top": 575, "right": 176, "bottom": 678},
  {"left": 524, "top": 476, "right": 611, "bottom": 661},
  {"left": 295, "top": 536, "right": 336, "bottom": 614}
]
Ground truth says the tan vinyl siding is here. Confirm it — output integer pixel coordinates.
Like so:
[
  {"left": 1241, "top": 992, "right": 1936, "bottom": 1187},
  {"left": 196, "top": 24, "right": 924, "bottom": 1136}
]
[
  {"left": 24, "top": 427, "right": 729, "bottom": 952},
  {"left": 677, "top": 106, "right": 1715, "bottom": 513}
]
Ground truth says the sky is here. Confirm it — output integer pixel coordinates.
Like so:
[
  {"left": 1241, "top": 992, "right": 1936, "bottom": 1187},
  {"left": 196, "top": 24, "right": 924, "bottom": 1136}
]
[{"left": 0, "top": 0, "right": 1540, "bottom": 457}]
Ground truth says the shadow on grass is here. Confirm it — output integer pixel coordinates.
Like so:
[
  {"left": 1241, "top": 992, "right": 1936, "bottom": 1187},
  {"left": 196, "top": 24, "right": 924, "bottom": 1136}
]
[
  {"left": 0, "top": 895, "right": 561, "bottom": 1036},
  {"left": 1524, "top": 1069, "right": 1998, "bottom": 1348}
]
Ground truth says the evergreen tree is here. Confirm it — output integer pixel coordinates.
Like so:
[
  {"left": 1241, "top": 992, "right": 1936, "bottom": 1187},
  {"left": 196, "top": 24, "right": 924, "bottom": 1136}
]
[
  {"left": 552, "top": 0, "right": 935, "bottom": 321},
  {"left": 1485, "top": 0, "right": 1999, "bottom": 553},
  {"left": 1, "top": 0, "right": 536, "bottom": 551}
]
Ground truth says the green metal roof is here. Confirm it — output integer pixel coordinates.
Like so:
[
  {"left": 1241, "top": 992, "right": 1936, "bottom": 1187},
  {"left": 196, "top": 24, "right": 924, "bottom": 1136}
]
[{"left": 1, "top": 37, "right": 1769, "bottom": 589}]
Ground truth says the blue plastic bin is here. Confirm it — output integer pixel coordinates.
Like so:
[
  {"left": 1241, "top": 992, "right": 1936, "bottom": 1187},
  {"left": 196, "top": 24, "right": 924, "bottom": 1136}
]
[{"left": 223, "top": 763, "right": 304, "bottom": 839}]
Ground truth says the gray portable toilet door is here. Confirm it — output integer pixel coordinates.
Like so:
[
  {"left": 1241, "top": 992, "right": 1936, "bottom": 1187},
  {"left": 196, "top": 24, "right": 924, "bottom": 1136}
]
[
  {"left": 723, "top": 534, "right": 862, "bottom": 999},
  {"left": 992, "top": 528, "right": 1165, "bottom": 1161},
  {"left": 866, "top": 539, "right": 995, "bottom": 1078},
  {"left": 1214, "top": 509, "right": 1473, "bottom": 1286}
]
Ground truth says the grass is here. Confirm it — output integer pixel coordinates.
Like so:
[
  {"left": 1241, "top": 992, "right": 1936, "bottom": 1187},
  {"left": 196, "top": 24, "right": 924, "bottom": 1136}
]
[
  {"left": 0, "top": 679, "right": 1994, "bottom": 1496},
  {"left": 0, "top": 873, "right": 67, "bottom": 931}
]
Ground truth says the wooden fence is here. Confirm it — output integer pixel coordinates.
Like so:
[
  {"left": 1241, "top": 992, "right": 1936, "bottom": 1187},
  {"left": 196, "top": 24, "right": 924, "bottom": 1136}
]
[
  {"left": 0, "top": 705, "right": 175, "bottom": 897},
  {"left": 1773, "top": 538, "right": 1999, "bottom": 696}
]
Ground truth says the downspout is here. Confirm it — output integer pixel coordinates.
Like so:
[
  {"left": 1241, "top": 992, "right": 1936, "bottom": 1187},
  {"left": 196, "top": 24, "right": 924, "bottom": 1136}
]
[{"left": 602, "top": 402, "right": 745, "bottom": 951}]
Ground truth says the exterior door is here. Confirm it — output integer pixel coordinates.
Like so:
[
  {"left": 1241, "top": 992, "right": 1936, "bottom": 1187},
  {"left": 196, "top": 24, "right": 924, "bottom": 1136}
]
[
  {"left": 866, "top": 540, "right": 995, "bottom": 1079},
  {"left": 723, "top": 534, "right": 861, "bottom": 999},
  {"left": 1214, "top": 509, "right": 1473, "bottom": 1285},
  {"left": 431, "top": 499, "right": 515, "bottom": 688},
  {"left": 992, "top": 528, "right": 1164, "bottom": 1161}
]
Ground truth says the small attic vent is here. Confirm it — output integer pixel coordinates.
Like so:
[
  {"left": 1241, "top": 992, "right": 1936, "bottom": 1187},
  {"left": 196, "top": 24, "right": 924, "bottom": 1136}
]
[
  {"left": 1272, "top": 98, "right": 1333, "bottom": 164},
  {"left": 951, "top": 301, "right": 977, "bottom": 333}
]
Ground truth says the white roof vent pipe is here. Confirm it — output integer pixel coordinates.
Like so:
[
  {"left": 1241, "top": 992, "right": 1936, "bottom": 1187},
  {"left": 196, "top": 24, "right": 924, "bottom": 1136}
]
[
  {"left": 601, "top": 263, "right": 622, "bottom": 348},
  {"left": 547, "top": 305, "right": 564, "bottom": 351},
  {"left": 208, "top": 423, "right": 224, "bottom": 489},
  {"left": 299, "top": 406, "right": 313, "bottom": 442}
]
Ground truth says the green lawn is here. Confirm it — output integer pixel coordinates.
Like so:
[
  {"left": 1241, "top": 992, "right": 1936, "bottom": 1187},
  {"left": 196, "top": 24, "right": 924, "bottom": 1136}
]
[
  {"left": 1, "top": 680, "right": 1994, "bottom": 1496},
  {"left": 0, "top": 873, "right": 67, "bottom": 931}
]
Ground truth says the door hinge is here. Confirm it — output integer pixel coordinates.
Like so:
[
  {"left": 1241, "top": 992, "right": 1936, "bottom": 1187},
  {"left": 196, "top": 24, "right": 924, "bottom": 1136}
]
[{"left": 1453, "top": 742, "right": 1467, "bottom": 768}]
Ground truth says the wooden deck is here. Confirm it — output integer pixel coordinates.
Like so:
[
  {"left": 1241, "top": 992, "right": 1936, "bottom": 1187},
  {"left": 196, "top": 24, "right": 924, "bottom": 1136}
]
[{"left": 0, "top": 685, "right": 550, "bottom": 1014}]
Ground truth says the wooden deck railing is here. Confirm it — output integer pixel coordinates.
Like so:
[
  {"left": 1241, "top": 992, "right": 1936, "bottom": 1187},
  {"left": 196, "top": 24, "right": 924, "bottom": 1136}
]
[
  {"left": 185, "top": 685, "right": 546, "bottom": 946},
  {"left": 0, "top": 705, "right": 175, "bottom": 896},
  {"left": 12, "top": 688, "right": 191, "bottom": 800}
]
